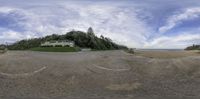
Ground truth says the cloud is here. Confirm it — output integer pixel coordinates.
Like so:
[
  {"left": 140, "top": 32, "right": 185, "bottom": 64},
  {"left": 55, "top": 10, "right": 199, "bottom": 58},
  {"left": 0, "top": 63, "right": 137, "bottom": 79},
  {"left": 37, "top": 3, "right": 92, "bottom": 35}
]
[
  {"left": 0, "top": 1, "right": 199, "bottom": 49},
  {"left": 144, "top": 32, "right": 200, "bottom": 49},
  {"left": 0, "top": 7, "right": 14, "bottom": 13},
  {"left": 0, "top": 28, "right": 23, "bottom": 43},
  {"left": 59, "top": 5, "right": 151, "bottom": 47},
  {"left": 0, "top": 4, "right": 151, "bottom": 48},
  {"left": 0, "top": 27, "right": 39, "bottom": 43},
  {"left": 158, "top": 7, "right": 200, "bottom": 33}
]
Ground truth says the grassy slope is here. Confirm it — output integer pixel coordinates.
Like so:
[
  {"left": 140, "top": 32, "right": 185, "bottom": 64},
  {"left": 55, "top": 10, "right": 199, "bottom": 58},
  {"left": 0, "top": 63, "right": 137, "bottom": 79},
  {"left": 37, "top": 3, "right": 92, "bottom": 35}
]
[{"left": 30, "top": 47, "right": 79, "bottom": 52}]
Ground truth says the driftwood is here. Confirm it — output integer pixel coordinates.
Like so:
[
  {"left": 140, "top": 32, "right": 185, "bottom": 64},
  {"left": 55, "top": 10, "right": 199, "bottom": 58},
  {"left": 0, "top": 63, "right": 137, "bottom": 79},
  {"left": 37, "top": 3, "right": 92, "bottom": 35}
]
[{"left": 127, "top": 48, "right": 135, "bottom": 54}]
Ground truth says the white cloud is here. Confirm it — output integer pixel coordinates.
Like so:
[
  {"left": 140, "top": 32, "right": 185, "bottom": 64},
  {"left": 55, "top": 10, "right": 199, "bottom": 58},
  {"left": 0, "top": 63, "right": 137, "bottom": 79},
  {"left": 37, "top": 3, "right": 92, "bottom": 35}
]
[
  {"left": 0, "top": 7, "right": 14, "bottom": 13},
  {"left": 59, "top": 5, "right": 151, "bottom": 48},
  {"left": 144, "top": 33, "right": 200, "bottom": 49},
  {"left": 1, "top": 3, "right": 199, "bottom": 49},
  {"left": 0, "top": 29, "right": 22, "bottom": 43},
  {"left": 159, "top": 7, "right": 200, "bottom": 33},
  {"left": 0, "top": 5, "right": 151, "bottom": 48}
]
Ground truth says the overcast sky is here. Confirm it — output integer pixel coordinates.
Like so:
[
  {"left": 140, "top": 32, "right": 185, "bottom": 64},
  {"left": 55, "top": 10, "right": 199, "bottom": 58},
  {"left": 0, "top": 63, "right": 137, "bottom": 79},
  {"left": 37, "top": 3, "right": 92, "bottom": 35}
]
[{"left": 0, "top": 0, "right": 200, "bottom": 49}]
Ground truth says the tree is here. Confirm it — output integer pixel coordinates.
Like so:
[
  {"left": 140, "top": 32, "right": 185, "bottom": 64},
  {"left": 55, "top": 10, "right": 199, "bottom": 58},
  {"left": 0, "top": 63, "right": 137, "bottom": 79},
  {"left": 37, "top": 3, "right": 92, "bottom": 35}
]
[
  {"left": 87, "top": 27, "right": 94, "bottom": 36},
  {"left": 185, "top": 44, "right": 200, "bottom": 50},
  {"left": 8, "top": 29, "right": 128, "bottom": 50}
]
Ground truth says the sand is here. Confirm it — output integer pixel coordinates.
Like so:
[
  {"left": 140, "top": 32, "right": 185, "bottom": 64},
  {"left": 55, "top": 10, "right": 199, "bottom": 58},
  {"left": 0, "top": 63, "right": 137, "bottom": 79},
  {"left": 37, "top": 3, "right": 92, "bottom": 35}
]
[
  {"left": 135, "top": 50, "right": 200, "bottom": 58},
  {"left": 0, "top": 50, "right": 200, "bottom": 99}
]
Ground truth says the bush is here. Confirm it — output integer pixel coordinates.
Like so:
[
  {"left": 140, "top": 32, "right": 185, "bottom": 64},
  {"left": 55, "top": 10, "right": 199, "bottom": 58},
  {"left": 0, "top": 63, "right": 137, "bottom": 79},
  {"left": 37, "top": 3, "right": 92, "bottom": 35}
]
[
  {"left": 185, "top": 44, "right": 200, "bottom": 50},
  {"left": 125, "top": 48, "right": 135, "bottom": 54},
  {"left": 30, "top": 47, "right": 79, "bottom": 52},
  {"left": 41, "top": 45, "right": 53, "bottom": 47},
  {"left": 0, "top": 46, "right": 7, "bottom": 53},
  {"left": 55, "top": 45, "right": 63, "bottom": 47}
]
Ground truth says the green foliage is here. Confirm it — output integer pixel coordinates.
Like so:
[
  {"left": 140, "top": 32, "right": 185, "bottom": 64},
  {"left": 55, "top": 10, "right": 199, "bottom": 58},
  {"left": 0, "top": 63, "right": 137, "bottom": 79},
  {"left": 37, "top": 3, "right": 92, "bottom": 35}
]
[
  {"left": 127, "top": 48, "right": 135, "bottom": 54},
  {"left": 8, "top": 28, "right": 128, "bottom": 50},
  {"left": 0, "top": 44, "right": 7, "bottom": 53},
  {"left": 30, "top": 47, "right": 80, "bottom": 52},
  {"left": 54, "top": 45, "right": 63, "bottom": 47},
  {"left": 0, "top": 44, "right": 6, "bottom": 50},
  {"left": 185, "top": 44, "right": 200, "bottom": 50},
  {"left": 8, "top": 38, "right": 44, "bottom": 50},
  {"left": 87, "top": 27, "right": 94, "bottom": 36}
]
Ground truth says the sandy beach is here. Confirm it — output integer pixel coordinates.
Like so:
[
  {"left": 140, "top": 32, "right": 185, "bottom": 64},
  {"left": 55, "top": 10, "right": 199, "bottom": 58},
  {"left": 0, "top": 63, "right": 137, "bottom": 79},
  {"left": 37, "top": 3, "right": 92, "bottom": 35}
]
[
  {"left": 135, "top": 50, "right": 200, "bottom": 58},
  {"left": 0, "top": 50, "right": 200, "bottom": 99}
]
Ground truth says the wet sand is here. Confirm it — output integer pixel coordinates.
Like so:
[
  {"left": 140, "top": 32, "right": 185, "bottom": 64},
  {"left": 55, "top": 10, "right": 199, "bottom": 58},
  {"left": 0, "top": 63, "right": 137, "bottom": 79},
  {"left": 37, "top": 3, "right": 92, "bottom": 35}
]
[{"left": 135, "top": 50, "right": 200, "bottom": 58}]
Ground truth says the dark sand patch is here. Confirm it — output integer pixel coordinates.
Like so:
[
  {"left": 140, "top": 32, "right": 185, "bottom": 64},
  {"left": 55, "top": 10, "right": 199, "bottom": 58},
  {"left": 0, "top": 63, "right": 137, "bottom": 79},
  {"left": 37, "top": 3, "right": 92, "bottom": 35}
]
[{"left": 135, "top": 50, "right": 200, "bottom": 58}]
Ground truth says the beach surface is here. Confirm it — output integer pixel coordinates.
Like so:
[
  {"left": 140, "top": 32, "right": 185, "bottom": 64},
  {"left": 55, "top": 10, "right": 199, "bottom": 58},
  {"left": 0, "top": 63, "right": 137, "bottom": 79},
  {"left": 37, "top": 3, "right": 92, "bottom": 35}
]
[{"left": 0, "top": 50, "right": 200, "bottom": 99}]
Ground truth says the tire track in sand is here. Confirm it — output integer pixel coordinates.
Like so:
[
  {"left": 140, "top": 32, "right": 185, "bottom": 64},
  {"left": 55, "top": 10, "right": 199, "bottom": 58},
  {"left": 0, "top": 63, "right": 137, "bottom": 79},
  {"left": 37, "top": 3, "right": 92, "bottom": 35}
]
[
  {"left": 0, "top": 66, "right": 47, "bottom": 78},
  {"left": 92, "top": 64, "right": 130, "bottom": 72}
]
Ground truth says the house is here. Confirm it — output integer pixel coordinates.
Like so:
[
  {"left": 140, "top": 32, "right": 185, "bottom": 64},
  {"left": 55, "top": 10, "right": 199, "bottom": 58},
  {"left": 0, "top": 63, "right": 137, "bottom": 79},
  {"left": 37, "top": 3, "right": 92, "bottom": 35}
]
[
  {"left": 41, "top": 40, "right": 75, "bottom": 47},
  {"left": 81, "top": 48, "right": 91, "bottom": 52}
]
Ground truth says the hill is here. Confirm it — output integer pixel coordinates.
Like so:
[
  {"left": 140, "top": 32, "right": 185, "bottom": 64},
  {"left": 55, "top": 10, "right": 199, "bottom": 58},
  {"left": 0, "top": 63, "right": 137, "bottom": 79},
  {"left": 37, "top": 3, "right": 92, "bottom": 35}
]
[
  {"left": 8, "top": 27, "right": 127, "bottom": 50},
  {"left": 185, "top": 44, "right": 200, "bottom": 50}
]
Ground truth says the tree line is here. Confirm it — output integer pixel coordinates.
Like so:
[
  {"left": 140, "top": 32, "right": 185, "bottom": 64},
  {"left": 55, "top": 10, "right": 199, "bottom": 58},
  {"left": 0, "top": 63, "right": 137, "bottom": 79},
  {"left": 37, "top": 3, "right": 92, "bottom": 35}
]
[
  {"left": 8, "top": 27, "right": 128, "bottom": 50},
  {"left": 185, "top": 44, "right": 200, "bottom": 50}
]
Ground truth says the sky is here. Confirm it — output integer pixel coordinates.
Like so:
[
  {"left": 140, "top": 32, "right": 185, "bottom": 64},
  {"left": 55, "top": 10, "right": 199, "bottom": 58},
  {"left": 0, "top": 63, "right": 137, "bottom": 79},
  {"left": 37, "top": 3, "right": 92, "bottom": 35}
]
[{"left": 0, "top": 0, "right": 200, "bottom": 49}]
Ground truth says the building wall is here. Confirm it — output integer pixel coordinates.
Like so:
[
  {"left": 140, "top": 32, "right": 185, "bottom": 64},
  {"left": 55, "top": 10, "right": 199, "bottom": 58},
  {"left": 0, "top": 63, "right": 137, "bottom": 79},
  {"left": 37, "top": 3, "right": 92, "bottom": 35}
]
[{"left": 41, "top": 41, "right": 74, "bottom": 47}]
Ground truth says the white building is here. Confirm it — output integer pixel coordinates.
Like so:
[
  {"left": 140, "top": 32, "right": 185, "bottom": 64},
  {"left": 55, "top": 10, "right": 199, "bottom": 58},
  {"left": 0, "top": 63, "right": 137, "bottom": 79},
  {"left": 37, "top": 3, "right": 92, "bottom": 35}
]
[
  {"left": 41, "top": 41, "right": 75, "bottom": 47},
  {"left": 81, "top": 48, "right": 91, "bottom": 52}
]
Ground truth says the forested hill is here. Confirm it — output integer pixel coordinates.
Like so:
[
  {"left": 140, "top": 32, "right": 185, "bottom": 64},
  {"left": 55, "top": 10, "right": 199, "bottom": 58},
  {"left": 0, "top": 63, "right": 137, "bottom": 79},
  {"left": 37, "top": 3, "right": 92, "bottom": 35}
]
[
  {"left": 8, "top": 28, "right": 127, "bottom": 50},
  {"left": 185, "top": 44, "right": 200, "bottom": 50}
]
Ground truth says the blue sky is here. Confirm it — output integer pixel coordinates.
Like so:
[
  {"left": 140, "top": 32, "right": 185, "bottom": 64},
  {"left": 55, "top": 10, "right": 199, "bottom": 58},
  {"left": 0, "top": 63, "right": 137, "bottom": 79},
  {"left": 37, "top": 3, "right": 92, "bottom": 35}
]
[{"left": 0, "top": 0, "right": 200, "bottom": 49}]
